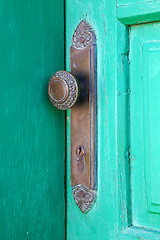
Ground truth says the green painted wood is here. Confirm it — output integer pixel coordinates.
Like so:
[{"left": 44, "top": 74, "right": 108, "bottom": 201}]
[
  {"left": 0, "top": 1, "right": 65, "bottom": 239},
  {"left": 66, "top": 1, "right": 160, "bottom": 239},
  {"left": 142, "top": 42, "right": 160, "bottom": 215},
  {"left": 117, "top": 1, "right": 160, "bottom": 25},
  {"left": 130, "top": 22, "right": 160, "bottom": 232},
  {"left": 117, "top": 0, "right": 152, "bottom": 7},
  {"left": 116, "top": 22, "right": 131, "bottom": 232},
  {"left": 66, "top": 1, "right": 130, "bottom": 239},
  {"left": 119, "top": 226, "right": 160, "bottom": 240}
]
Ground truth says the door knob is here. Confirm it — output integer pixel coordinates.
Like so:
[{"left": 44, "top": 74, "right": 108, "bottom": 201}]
[{"left": 48, "top": 71, "right": 78, "bottom": 110}]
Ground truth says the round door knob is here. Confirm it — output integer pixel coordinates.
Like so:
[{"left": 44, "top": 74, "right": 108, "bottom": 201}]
[{"left": 48, "top": 71, "right": 78, "bottom": 110}]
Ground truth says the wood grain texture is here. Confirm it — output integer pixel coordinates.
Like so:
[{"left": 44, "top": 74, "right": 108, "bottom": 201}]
[
  {"left": 0, "top": 1, "right": 65, "bottom": 239},
  {"left": 66, "top": 0, "right": 130, "bottom": 239}
]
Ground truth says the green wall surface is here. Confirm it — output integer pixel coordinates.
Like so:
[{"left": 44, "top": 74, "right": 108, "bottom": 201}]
[{"left": 0, "top": 1, "right": 65, "bottom": 239}]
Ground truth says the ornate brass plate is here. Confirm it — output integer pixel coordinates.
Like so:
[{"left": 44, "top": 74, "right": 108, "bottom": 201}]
[{"left": 70, "top": 20, "right": 97, "bottom": 213}]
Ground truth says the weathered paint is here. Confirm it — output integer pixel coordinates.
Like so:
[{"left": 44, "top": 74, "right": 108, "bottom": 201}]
[
  {"left": 119, "top": 226, "right": 160, "bottom": 240},
  {"left": 66, "top": 0, "right": 129, "bottom": 239},
  {"left": 118, "top": 2, "right": 160, "bottom": 240},
  {"left": 117, "top": 0, "right": 153, "bottom": 7},
  {"left": 117, "top": 0, "right": 160, "bottom": 25},
  {"left": 0, "top": 1, "right": 65, "bottom": 239},
  {"left": 130, "top": 22, "right": 160, "bottom": 231},
  {"left": 66, "top": 1, "right": 160, "bottom": 240},
  {"left": 1, "top": 1, "right": 160, "bottom": 239}
]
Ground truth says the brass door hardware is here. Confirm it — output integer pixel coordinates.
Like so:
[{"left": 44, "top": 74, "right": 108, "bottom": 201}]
[
  {"left": 48, "top": 71, "right": 78, "bottom": 110},
  {"left": 48, "top": 20, "right": 97, "bottom": 213}
]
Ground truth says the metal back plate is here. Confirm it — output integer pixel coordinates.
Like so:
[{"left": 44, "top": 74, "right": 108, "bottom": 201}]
[{"left": 70, "top": 20, "right": 97, "bottom": 213}]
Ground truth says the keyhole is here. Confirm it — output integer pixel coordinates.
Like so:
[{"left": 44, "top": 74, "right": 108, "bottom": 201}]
[
  {"left": 75, "top": 145, "right": 86, "bottom": 172},
  {"left": 76, "top": 146, "right": 84, "bottom": 157},
  {"left": 78, "top": 146, "right": 82, "bottom": 155}
]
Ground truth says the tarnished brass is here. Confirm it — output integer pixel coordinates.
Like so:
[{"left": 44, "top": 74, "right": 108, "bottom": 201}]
[
  {"left": 49, "top": 78, "right": 68, "bottom": 102},
  {"left": 48, "top": 20, "right": 97, "bottom": 214},
  {"left": 48, "top": 71, "right": 78, "bottom": 110},
  {"left": 70, "top": 20, "right": 97, "bottom": 213}
]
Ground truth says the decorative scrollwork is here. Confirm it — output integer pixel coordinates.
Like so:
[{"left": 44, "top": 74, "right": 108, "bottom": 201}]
[
  {"left": 72, "top": 184, "right": 96, "bottom": 213},
  {"left": 72, "top": 20, "right": 96, "bottom": 50}
]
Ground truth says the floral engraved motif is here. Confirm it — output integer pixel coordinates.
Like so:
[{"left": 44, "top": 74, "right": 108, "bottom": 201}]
[
  {"left": 72, "top": 20, "right": 96, "bottom": 50},
  {"left": 72, "top": 184, "right": 96, "bottom": 213}
]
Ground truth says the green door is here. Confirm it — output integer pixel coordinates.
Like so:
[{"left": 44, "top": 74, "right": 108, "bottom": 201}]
[
  {"left": 0, "top": 1, "right": 65, "bottom": 239},
  {"left": 66, "top": 0, "right": 160, "bottom": 240},
  {"left": 2, "top": 1, "right": 160, "bottom": 240}
]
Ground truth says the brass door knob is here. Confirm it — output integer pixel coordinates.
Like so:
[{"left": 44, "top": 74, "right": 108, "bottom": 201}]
[{"left": 48, "top": 71, "right": 78, "bottom": 110}]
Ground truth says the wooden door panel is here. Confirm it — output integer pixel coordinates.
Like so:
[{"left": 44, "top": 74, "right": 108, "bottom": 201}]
[
  {"left": 130, "top": 22, "right": 160, "bottom": 231},
  {"left": 66, "top": 0, "right": 119, "bottom": 239},
  {"left": 65, "top": 0, "right": 160, "bottom": 239},
  {"left": 143, "top": 42, "right": 160, "bottom": 214},
  {"left": 117, "top": 1, "right": 160, "bottom": 239},
  {"left": 0, "top": 1, "right": 65, "bottom": 239}
]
